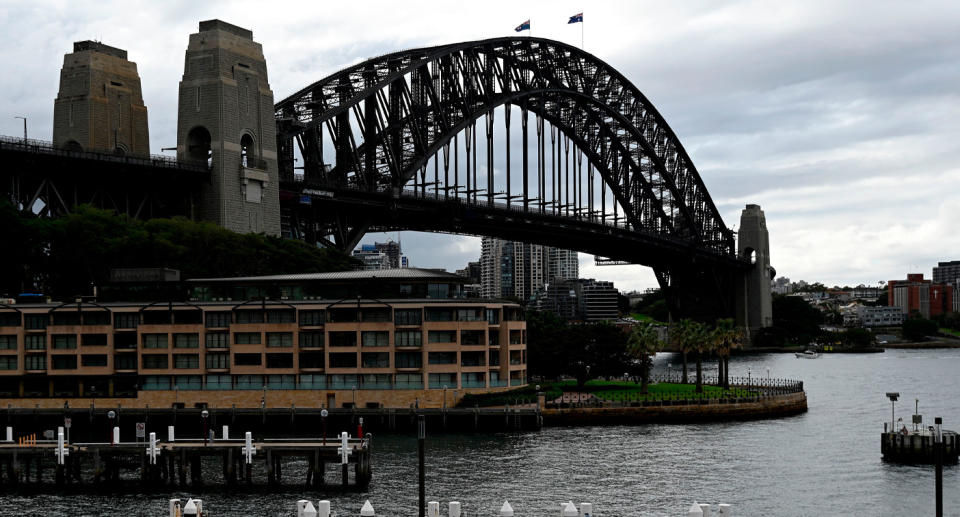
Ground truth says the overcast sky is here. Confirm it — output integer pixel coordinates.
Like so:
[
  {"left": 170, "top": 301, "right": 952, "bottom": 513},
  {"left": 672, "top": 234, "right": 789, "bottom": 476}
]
[{"left": 2, "top": 1, "right": 958, "bottom": 292}]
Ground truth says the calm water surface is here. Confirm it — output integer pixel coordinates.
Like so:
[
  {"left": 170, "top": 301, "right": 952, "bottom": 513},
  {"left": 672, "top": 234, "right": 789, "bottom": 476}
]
[{"left": 3, "top": 349, "right": 959, "bottom": 516}]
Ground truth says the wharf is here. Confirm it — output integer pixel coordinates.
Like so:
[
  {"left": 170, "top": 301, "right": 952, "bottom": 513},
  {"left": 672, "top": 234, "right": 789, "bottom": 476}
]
[{"left": 0, "top": 433, "right": 371, "bottom": 491}]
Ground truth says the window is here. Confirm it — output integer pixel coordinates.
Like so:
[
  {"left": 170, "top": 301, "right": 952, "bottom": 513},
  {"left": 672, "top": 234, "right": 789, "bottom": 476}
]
[
  {"left": 395, "top": 351, "right": 422, "bottom": 368},
  {"left": 205, "top": 352, "right": 230, "bottom": 369},
  {"left": 428, "top": 330, "right": 456, "bottom": 343},
  {"left": 329, "top": 332, "right": 357, "bottom": 347},
  {"left": 329, "top": 353, "right": 357, "bottom": 368},
  {"left": 461, "top": 330, "right": 485, "bottom": 346},
  {"left": 510, "top": 350, "right": 523, "bottom": 365},
  {"left": 394, "top": 309, "right": 422, "bottom": 325},
  {"left": 143, "top": 311, "right": 171, "bottom": 325},
  {"left": 328, "top": 374, "right": 358, "bottom": 389},
  {"left": 457, "top": 308, "right": 484, "bottom": 321},
  {"left": 361, "top": 352, "right": 389, "bottom": 368},
  {"left": 361, "top": 374, "right": 391, "bottom": 389},
  {"left": 82, "top": 312, "right": 110, "bottom": 325},
  {"left": 327, "top": 308, "right": 357, "bottom": 323},
  {"left": 24, "top": 334, "right": 45, "bottom": 350},
  {"left": 395, "top": 330, "right": 421, "bottom": 347},
  {"left": 299, "top": 351, "right": 325, "bottom": 369},
  {"left": 461, "top": 351, "right": 486, "bottom": 367},
  {"left": 174, "top": 333, "right": 199, "bottom": 348},
  {"left": 234, "top": 353, "right": 262, "bottom": 366},
  {"left": 427, "top": 283, "right": 450, "bottom": 299},
  {"left": 205, "top": 332, "right": 229, "bottom": 348},
  {"left": 114, "top": 313, "right": 139, "bottom": 329},
  {"left": 462, "top": 372, "right": 486, "bottom": 388},
  {"left": 143, "top": 333, "right": 168, "bottom": 349},
  {"left": 395, "top": 373, "right": 423, "bottom": 389},
  {"left": 24, "top": 314, "right": 48, "bottom": 330},
  {"left": 174, "top": 376, "right": 202, "bottom": 390},
  {"left": 174, "top": 354, "right": 200, "bottom": 369},
  {"left": 205, "top": 311, "right": 231, "bottom": 328},
  {"left": 114, "top": 354, "right": 137, "bottom": 370},
  {"left": 428, "top": 372, "right": 456, "bottom": 389},
  {"left": 428, "top": 352, "right": 457, "bottom": 365},
  {"left": 361, "top": 308, "right": 391, "bottom": 322},
  {"left": 82, "top": 334, "right": 107, "bottom": 346},
  {"left": 266, "top": 353, "right": 294, "bottom": 368},
  {"left": 141, "top": 376, "right": 171, "bottom": 390},
  {"left": 0, "top": 335, "right": 16, "bottom": 350},
  {"left": 235, "top": 310, "right": 264, "bottom": 324},
  {"left": 486, "top": 309, "right": 500, "bottom": 325},
  {"left": 234, "top": 332, "right": 261, "bottom": 345},
  {"left": 235, "top": 375, "right": 263, "bottom": 390},
  {"left": 266, "top": 310, "right": 295, "bottom": 323},
  {"left": 510, "top": 330, "right": 524, "bottom": 345},
  {"left": 0, "top": 356, "right": 16, "bottom": 370},
  {"left": 267, "top": 332, "right": 293, "bottom": 347},
  {"left": 81, "top": 354, "right": 108, "bottom": 367},
  {"left": 361, "top": 331, "right": 389, "bottom": 347},
  {"left": 173, "top": 311, "right": 202, "bottom": 325},
  {"left": 266, "top": 374, "right": 295, "bottom": 389},
  {"left": 0, "top": 313, "right": 20, "bottom": 326},
  {"left": 114, "top": 333, "right": 137, "bottom": 349},
  {"left": 206, "top": 374, "right": 232, "bottom": 390},
  {"left": 425, "top": 308, "right": 453, "bottom": 322},
  {"left": 52, "top": 312, "right": 80, "bottom": 326},
  {"left": 52, "top": 335, "right": 77, "bottom": 349},
  {"left": 489, "top": 351, "right": 500, "bottom": 366},
  {"left": 142, "top": 354, "right": 168, "bottom": 369},
  {"left": 299, "top": 374, "right": 326, "bottom": 389},
  {"left": 52, "top": 356, "right": 78, "bottom": 370},
  {"left": 488, "top": 332, "right": 500, "bottom": 347},
  {"left": 299, "top": 310, "right": 325, "bottom": 326},
  {"left": 299, "top": 331, "right": 324, "bottom": 348},
  {"left": 24, "top": 355, "right": 45, "bottom": 370}
]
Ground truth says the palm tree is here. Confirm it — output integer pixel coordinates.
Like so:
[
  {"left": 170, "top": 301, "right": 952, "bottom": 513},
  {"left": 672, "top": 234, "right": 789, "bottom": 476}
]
[
  {"left": 688, "top": 321, "right": 713, "bottom": 394},
  {"left": 670, "top": 320, "right": 693, "bottom": 384},
  {"left": 627, "top": 323, "right": 665, "bottom": 393},
  {"left": 713, "top": 318, "right": 744, "bottom": 389}
]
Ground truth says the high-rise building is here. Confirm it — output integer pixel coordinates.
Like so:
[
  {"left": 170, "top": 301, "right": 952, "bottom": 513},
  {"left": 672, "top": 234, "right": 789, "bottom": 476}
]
[
  {"left": 351, "top": 240, "right": 408, "bottom": 270},
  {"left": 888, "top": 273, "right": 954, "bottom": 319},
  {"left": 536, "top": 278, "right": 619, "bottom": 321},
  {"left": 53, "top": 41, "right": 150, "bottom": 155},
  {"left": 933, "top": 261, "right": 960, "bottom": 286},
  {"left": 479, "top": 237, "right": 579, "bottom": 301}
]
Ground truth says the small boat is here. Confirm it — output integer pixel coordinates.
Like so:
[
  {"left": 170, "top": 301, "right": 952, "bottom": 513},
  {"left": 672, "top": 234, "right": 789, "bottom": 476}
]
[{"left": 795, "top": 350, "right": 820, "bottom": 359}]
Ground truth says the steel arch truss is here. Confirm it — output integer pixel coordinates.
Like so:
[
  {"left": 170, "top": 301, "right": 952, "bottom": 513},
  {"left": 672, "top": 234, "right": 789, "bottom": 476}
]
[{"left": 275, "top": 37, "right": 734, "bottom": 257}]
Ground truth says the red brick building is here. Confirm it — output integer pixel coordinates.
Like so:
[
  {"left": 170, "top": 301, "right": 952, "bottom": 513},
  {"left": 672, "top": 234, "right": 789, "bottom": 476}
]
[{"left": 888, "top": 274, "right": 955, "bottom": 319}]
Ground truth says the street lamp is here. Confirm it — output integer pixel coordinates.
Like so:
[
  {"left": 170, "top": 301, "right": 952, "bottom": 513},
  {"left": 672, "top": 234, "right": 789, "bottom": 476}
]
[
  {"left": 201, "top": 409, "right": 209, "bottom": 445},
  {"left": 321, "top": 408, "right": 329, "bottom": 446},
  {"left": 442, "top": 385, "right": 448, "bottom": 409},
  {"left": 107, "top": 410, "right": 116, "bottom": 445},
  {"left": 886, "top": 392, "right": 899, "bottom": 433},
  {"left": 13, "top": 116, "right": 26, "bottom": 142},
  {"left": 934, "top": 416, "right": 943, "bottom": 517}
]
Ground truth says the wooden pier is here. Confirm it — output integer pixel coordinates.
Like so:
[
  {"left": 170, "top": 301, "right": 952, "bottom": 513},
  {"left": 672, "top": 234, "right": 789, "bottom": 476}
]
[{"left": 0, "top": 433, "right": 372, "bottom": 491}]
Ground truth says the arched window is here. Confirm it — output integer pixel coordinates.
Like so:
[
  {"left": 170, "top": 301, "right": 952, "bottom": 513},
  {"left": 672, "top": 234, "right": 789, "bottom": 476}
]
[
  {"left": 240, "top": 133, "right": 255, "bottom": 168},
  {"left": 186, "top": 126, "right": 212, "bottom": 166},
  {"left": 744, "top": 248, "right": 757, "bottom": 265}
]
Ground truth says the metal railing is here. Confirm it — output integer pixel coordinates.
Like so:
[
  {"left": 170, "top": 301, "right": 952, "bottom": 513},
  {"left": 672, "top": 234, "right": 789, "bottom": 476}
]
[{"left": 0, "top": 135, "right": 210, "bottom": 173}]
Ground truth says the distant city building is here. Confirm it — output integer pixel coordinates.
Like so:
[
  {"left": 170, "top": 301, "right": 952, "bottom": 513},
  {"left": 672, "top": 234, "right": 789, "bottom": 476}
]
[
  {"left": 771, "top": 276, "right": 792, "bottom": 295},
  {"left": 933, "top": 260, "right": 960, "bottom": 286},
  {"left": 456, "top": 261, "right": 481, "bottom": 284},
  {"left": 479, "top": 237, "right": 578, "bottom": 302},
  {"left": 536, "top": 278, "right": 619, "bottom": 321},
  {"left": 858, "top": 306, "right": 906, "bottom": 327},
  {"left": 888, "top": 273, "right": 955, "bottom": 319},
  {"left": 851, "top": 286, "right": 883, "bottom": 300},
  {"left": 352, "top": 240, "right": 408, "bottom": 271}
]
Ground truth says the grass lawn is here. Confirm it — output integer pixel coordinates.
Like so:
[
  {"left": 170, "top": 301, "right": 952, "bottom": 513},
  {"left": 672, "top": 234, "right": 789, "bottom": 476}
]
[
  {"left": 629, "top": 313, "right": 664, "bottom": 324},
  {"left": 459, "top": 379, "right": 755, "bottom": 407},
  {"left": 941, "top": 328, "right": 960, "bottom": 338}
]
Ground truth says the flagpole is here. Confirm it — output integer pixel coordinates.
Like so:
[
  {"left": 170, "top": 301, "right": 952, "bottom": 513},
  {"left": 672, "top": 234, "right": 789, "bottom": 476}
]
[{"left": 581, "top": 14, "right": 584, "bottom": 49}]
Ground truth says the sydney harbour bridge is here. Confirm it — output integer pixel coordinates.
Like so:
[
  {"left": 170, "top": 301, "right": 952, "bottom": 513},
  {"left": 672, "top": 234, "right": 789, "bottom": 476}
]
[{"left": 0, "top": 22, "right": 772, "bottom": 334}]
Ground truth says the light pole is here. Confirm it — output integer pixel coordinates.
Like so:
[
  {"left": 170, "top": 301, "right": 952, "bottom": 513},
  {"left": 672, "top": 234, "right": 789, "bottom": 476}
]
[
  {"left": 321, "top": 408, "right": 329, "bottom": 446},
  {"left": 934, "top": 416, "right": 943, "bottom": 517},
  {"left": 13, "top": 116, "right": 26, "bottom": 142},
  {"left": 201, "top": 409, "right": 209, "bottom": 445},
  {"left": 107, "top": 410, "right": 116, "bottom": 445},
  {"left": 886, "top": 392, "right": 899, "bottom": 433},
  {"left": 442, "top": 385, "right": 448, "bottom": 409}
]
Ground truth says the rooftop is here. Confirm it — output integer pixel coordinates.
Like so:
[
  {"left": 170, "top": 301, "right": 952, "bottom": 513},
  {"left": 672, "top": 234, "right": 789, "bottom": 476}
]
[
  {"left": 187, "top": 267, "right": 461, "bottom": 284},
  {"left": 72, "top": 41, "right": 127, "bottom": 59}
]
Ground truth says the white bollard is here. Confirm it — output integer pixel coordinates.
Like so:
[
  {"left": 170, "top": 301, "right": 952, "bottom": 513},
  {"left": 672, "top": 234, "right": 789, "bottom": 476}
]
[
  {"left": 113, "top": 426, "right": 120, "bottom": 445},
  {"left": 243, "top": 431, "right": 256, "bottom": 464},
  {"left": 5, "top": 426, "right": 11, "bottom": 442},
  {"left": 428, "top": 501, "right": 440, "bottom": 517},
  {"left": 562, "top": 502, "right": 578, "bottom": 517},
  {"left": 147, "top": 432, "right": 159, "bottom": 465},
  {"left": 168, "top": 499, "right": 181, "bottom": 517},
  {"left": 183, "top": 499, "right": 197, "bottom": 517},
  {"left": 699, "top": 503, "right": 711, "bottom": 517},
  {"left": 360, "top": 500, "right": 375, "bottom": 516},
  {"left": 448, "top": 501, "right": 461, "bottom": 517},
  {"left": 168, "top": 425, "right": 175, "bottom": 442},
  {"left": 500, "top": 501, "right": 514, "bottom": 517},
  {"left": 303, "top": 502, "right": 318, "bottom": 517},
  {"left": 193, "top": 499, "right": 202, "bottom": 515},
  {"left": 579, "top": 503, "right": 593, "bottom": 517},
  {"left": 687, "top": 502, "right": 703, "bottom": 516},
  {"left": 717, "top": 503, "right": 732, "bottom": 516},
  {"left": 55, "top": 430, "right": 68, "bottom": 465},
  {"left": 317, "top": 500, "right": 331, "bottom": 517},
  {"left": 222, "top": 425, "right": 229, "bottom": 440},
  {"left": 298, "top": 499, "right": 310, "bottom": 517}
]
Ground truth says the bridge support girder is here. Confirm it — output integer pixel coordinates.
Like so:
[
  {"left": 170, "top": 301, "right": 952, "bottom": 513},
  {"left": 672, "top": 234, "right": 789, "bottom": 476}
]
[{"left": 735, "top": 204, "right": 774, "bottom": 341}]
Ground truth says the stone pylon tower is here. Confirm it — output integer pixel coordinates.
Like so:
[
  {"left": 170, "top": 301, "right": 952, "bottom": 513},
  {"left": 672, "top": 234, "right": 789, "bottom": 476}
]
[
  {"left": 176, "top": 20, "right": 280, "bottom": 235},
  {"left": 736, "top": 204, "right": 774, "bottom": 336},
  {"left": 53, "top": 41, "right": 149, "bottom": 155}
]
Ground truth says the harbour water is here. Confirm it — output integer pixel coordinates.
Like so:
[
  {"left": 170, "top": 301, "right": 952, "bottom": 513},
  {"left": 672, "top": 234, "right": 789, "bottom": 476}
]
[{"left": 3, "top": 348, "right": 959, "bottom": 516}]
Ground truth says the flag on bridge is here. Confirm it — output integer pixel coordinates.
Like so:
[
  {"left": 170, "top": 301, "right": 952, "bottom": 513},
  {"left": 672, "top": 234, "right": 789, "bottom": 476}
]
[
  {"left": 515, "top": 19, "right": 530, "bottom": 32},
  {"left": 568, "top": 13, "right": 583, "bottom": 24}
]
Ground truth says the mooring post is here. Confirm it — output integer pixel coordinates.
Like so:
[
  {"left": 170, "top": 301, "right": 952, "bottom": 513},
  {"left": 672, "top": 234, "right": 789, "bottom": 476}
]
[
  {"left": 935, "top": 417, "right": 943, "bottom": 517},
  {"left": 337, "top": 431, "right": 351, "bottom": 488},
  {"left": 178, "top": 449, "right": 186, "bottom": 486},
  {"left": 267, "top": 448, "right": 275, "bottom": 485},
  {"left": 418, "top": 415, "right": 426, "bottom": 517}
]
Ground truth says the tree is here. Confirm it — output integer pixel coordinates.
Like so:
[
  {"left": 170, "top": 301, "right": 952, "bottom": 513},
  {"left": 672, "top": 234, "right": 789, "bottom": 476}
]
[
  {"left": 688, "top": 321, "right": 713, "bottom": 393},
  {"left": 902, "top": 317, "right": 938, "bottom": 342},
  {"left": 626, "top": 323, "right": 665, "bottom": 393},
  {"left": 671, "top": 319, "right": 708, "bottom": 388},
  {"left": 712, "top": 318, "right": 744, "bottom": 389},
  {"left": 842, "top": 327, "right": 875, "bottom": 348}
]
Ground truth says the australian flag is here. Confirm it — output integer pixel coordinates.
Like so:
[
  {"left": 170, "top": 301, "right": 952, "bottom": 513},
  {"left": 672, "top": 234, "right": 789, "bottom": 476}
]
[
  {"left": 568, "top": 12, "right": 583, "bottom": 24},
  {"left": 515, "top": 19, "right": 530, "bottom": 32}
]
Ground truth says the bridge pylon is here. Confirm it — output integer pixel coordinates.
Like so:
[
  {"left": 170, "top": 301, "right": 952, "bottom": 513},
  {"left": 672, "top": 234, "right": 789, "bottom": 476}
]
[{"left": 735, "top": 204, "right": 774, "bottom": 339}]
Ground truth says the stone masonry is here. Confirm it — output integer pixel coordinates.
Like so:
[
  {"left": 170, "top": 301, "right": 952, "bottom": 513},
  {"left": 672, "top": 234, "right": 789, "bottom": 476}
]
[
  {"left": 176, "top": 20, "right": 281, "bottom": 236},
  {"left": 53, "top": 41, "right": 149, "bottom": 155}
]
